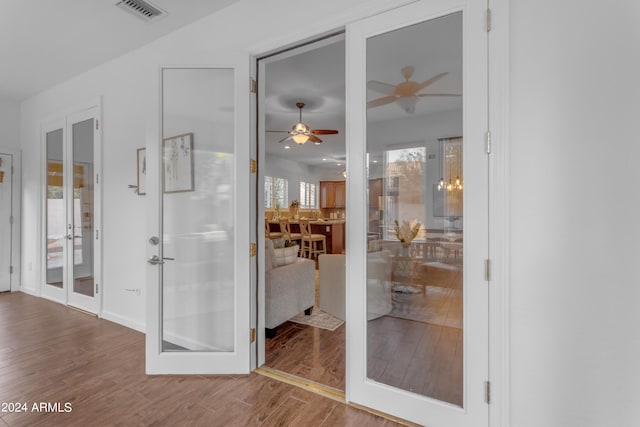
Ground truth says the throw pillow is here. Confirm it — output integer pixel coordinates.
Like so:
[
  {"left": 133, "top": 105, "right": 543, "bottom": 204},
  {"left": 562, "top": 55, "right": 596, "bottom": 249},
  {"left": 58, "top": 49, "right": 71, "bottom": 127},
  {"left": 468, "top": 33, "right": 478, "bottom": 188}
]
[
  {"left": 272, "top": 237, "right": 286, "bottom": 249},
  {"left": 272, "top": 245, "right": 299, "bottom": 267}
]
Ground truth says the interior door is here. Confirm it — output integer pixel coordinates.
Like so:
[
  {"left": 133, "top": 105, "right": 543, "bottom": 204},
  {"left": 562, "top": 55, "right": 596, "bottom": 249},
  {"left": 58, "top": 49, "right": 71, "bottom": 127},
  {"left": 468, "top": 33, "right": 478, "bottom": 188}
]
[
  {"left": 66, "top": 108, "right": 101, "bottom": 314},
  {"left": 0, "top": 153, "right": 12, "bottom": 292},
  {"left": 145, "top": 58, "right": 251, "bottom": 374},
  {"left": 346, "top": 1, "right": 489, "bottom": 426},
  {"left": 41, "top": 106, "right": 101, "bottom": 314}
]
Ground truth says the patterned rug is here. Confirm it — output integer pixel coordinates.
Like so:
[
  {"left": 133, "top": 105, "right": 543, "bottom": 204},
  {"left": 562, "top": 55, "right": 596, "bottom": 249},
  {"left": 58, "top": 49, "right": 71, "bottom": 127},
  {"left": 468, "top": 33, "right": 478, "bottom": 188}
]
[{"left": 289, "top": 310, "right": 344, "bottom": 331}]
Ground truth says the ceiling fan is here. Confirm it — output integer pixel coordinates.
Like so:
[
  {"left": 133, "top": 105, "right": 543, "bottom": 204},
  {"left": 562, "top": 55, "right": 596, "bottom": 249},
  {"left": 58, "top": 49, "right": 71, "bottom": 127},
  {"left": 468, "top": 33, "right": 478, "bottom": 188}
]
[
  {"left": 267, "top": 102, "right": 339, "bottom": 145},
  {"left": 367, "top": 66, "right": 460, "bottom": 114}
]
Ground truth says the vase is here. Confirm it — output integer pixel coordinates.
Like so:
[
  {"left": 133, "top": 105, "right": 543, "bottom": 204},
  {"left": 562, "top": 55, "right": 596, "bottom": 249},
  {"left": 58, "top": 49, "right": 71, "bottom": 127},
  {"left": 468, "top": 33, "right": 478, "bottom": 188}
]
[{"left": 401, "top": 243, "right": 411, "bottom": 257}]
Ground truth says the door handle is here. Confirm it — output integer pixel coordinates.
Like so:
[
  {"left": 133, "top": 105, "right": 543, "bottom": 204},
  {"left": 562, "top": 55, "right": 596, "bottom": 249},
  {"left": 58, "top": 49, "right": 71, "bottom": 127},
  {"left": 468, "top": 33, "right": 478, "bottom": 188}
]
[
  {"left": 147, "top": 255, "right": 163, "bottom": 265},
  {"left": 66, "top": 234, "right": 73, "bottom": 240},
  {"left": 147, "top": 255, "right": 175, "bottom": 265}
]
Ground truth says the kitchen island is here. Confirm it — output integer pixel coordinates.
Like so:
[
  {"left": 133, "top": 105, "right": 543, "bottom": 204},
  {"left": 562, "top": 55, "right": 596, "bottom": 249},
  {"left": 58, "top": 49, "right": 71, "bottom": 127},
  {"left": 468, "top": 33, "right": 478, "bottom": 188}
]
[{"left": 268, "top": 219, "right": 345, "bottom": 254}]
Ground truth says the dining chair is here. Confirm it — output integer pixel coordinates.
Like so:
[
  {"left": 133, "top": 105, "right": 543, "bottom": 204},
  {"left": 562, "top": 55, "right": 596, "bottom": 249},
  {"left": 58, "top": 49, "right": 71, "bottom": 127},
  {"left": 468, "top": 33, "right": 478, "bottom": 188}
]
[{"left": 299, "top": 219, "right": 326, "bottom": 259}]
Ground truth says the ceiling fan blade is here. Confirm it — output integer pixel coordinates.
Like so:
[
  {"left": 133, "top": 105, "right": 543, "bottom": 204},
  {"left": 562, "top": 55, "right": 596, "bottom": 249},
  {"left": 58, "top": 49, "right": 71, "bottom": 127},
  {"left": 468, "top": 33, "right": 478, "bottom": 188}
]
[
  {"left": 367, "top": 95, "right": 397, "bottom": 109},
  {"left": 417, "top": 72, "right": 449, "bottom": 91},
  {"left": 266, "top": 130, "right": 289, "bottom": 133},
  {"left": 367, "top": 80, "right": 396, "bottom": 95},
  {"left": 308, "top": 134, "right": 323, "bottom": 143},
  {"left": 277, "top": 135, "right": 292, "bottom": 143},
  {"left": 416, "top": 93, "right": 461, "bottom": 97},
  {"left": 311, "top": 129, "right": 339, "bottom": 135}
]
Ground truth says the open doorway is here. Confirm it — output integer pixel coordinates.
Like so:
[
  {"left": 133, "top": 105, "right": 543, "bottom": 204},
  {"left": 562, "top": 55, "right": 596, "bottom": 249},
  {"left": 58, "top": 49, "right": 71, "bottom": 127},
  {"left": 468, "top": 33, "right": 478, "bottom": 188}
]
[{"left": 259, "top": 35, "right": 347, "bottom": 391}]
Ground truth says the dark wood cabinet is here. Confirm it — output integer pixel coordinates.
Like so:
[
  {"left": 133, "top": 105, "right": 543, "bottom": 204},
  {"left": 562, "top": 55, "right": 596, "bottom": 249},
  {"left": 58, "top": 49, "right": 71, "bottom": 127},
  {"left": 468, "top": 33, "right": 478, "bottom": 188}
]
[{"left": 320, "top": 181, "right": 346, "bottom": 208}]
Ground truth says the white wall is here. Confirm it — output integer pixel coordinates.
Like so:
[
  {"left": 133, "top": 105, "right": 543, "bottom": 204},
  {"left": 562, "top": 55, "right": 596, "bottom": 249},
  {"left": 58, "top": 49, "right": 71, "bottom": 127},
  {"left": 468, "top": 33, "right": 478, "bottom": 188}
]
[
  {"left": 509, "top": 1, "right": 640, "bottom": 426},
  {"left": 0, "top": 100, "right": 20, "bottom": 150}
]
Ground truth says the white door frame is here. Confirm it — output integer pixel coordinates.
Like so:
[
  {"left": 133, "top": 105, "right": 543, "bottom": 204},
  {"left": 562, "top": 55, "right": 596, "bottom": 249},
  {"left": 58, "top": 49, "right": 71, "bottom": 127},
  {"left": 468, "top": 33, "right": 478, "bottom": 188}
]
[
  {"left": 0, "top": 149, "right": 20, "bottom": 292},
  {"left": 39, "top": 99, "right": 103, "bottom": 316},
  {"left": 250, "top": 0, "right": 509, "bottom": 426}
]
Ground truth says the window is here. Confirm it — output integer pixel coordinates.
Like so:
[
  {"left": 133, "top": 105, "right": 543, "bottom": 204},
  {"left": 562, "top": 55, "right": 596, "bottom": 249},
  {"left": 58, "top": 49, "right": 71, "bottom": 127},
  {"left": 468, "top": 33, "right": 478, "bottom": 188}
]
[
  {"left": 265, "top": 176, "right": 288, "bottom": 209},
  {"left": 299, "top": 181, "right": 317, "bottom": 209}
]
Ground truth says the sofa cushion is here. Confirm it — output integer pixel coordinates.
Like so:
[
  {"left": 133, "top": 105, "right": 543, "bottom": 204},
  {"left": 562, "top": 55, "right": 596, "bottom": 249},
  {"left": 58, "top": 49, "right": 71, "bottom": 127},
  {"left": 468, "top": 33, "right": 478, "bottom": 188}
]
[{"left": 273, "top": 245, "right": 299, "bottom": 267}]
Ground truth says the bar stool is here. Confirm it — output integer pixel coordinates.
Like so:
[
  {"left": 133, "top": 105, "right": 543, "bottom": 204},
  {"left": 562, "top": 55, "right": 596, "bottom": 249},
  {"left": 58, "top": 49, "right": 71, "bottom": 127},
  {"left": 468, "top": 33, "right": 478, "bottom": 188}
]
[
  {"left": 299, "top": 219, "right": 326, "bottom": 259},
  {"left": 265, "top": 220, "right": 283, "bottom": 239},
  {"left": 279, "top": 218, "right": 301, "bottom": 245}
]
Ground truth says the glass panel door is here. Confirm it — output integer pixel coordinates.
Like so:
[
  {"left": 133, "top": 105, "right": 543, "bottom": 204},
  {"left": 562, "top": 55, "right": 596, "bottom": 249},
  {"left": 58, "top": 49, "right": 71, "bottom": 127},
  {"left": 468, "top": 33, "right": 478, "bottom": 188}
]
[
  {"left": 67, "top": 113, "right": 99, "bottom": 313},
  {"left": 346, "top": 1, "right": 488, "bottom": 426},
  {"left": 42, "top": 106, "right": 101, "bottom": 314},
  {"left": 146, "top": 59, "right": 251, "bottom": 374},
  {"left": 43, "top": 124, "right": 66, "bottom": 303}
]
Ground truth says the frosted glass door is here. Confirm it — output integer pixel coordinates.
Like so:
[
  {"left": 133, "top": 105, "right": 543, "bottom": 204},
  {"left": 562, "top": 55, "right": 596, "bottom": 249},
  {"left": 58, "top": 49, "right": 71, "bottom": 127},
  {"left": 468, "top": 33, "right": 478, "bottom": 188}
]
[{"left": 146, "top": 59, "right": 251, "bottom": 374}]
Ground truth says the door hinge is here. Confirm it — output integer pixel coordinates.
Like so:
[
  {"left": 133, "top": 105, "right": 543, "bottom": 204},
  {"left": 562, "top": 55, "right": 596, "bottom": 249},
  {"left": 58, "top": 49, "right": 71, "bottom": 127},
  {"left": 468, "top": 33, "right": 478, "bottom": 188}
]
[
  {"left": 250, "top": 78, "right": 257, "bottom": 94},
  {"left": 485, "top": 259, "right": 491, "bottom": 282},
  {"left": 9, "top": 266, "right": 13, "bottom": 274},
  {"left": 485, "top": 381, "right": 491, "bottom": 404},
  {"left": 96, "top": 119, "right": 99, "bottom": 130},
  {"left": 250, "top": 159, "right": 257, "bottom": 174},
  {"left": 9, "top": 216, "right": 13, "bottom": 224},
  {"left": 11, "top": 165, "right": 14, "bottom": 175},
  {"left": 96, "top": 229, "right": 99, "bottom": 240},
  {"left": 486, "top": 8, "right": 492, "bottom": 32},
  {"left": 96, "top": 173, "right": 99, "bottom": 184},
  {"left": 485, "top": 130, "right": 492, "bottom": 154},
  {"left": 250, "top": 328, "right": 256, "bottom": 343},
  {"left": 95, "top": 283, "right": 99, "bottom": 294},
  {"left": 250, "top": 242, "right": 257, "bottom": 257}
]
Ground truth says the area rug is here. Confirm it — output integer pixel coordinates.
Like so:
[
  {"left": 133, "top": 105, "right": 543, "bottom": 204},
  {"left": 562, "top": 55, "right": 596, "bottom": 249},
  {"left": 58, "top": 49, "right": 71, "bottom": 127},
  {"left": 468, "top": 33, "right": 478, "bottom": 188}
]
[
  {"left": 388, "top": 285, "right": 462, "bottom": 329},
  {"left": 289, "top": 310, "right": 344, "bottom": 331}
]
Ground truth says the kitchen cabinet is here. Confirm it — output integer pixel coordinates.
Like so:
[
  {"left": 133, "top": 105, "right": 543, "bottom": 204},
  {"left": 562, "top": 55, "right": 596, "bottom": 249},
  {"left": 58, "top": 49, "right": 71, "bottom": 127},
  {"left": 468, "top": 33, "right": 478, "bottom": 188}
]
[{"left": 320, "top": 181, "right": 346, "bottom": 208}]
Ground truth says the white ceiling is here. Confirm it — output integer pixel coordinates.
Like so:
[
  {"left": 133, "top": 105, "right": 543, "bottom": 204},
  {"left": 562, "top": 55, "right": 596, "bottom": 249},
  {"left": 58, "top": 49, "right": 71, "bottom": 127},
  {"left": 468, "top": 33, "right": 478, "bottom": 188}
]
[
  {"left": 263, "top": 12, "right": 462, "bottom": 168},
  {"left": 0, "top": 0, "right": 238, "bottom": 101}
]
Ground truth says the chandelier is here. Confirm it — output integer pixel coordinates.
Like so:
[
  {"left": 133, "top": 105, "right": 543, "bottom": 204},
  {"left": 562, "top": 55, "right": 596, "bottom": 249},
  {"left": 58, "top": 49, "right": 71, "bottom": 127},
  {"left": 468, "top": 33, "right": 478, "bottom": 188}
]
[{"left": 437, "top": 136, "right": 463, "bottom": 192}]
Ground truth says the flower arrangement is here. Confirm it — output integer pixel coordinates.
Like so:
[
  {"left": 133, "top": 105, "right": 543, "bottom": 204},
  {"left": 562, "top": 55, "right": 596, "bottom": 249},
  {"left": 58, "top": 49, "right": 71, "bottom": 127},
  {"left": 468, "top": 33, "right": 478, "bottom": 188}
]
[
  {"left": 394, "top": 219, "right": 421, "bottom": 247},
  {"left": 289, "top": 200, "right": 300, "bottom": 209}
]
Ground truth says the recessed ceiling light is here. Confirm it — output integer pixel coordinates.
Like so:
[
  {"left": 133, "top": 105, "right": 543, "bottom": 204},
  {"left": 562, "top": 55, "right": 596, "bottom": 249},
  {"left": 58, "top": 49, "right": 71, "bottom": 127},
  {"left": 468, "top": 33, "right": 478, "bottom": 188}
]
[
  {"left": 322, "top": 158, "right": 327, "bottom": 161},
  {"left": 337, "top": 163, "right": 342, "bottom": 166},
  {"left": 284, "top": 145, "right": 291, "bottom": 149},
  {"left": 373, "top": 160, "right": 378, "bottom": 163}
]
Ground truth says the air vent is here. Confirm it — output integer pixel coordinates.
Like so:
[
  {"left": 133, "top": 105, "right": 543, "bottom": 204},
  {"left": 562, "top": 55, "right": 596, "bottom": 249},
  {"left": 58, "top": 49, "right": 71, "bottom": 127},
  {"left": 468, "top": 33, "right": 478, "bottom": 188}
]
[{"left": 114, "top": 0, "right": 167, "bottom": 22}]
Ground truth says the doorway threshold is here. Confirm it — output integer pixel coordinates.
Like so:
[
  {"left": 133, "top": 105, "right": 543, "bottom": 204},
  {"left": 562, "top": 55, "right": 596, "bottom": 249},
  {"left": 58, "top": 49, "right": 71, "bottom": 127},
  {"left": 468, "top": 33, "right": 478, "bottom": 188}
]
[
  {"left": 255, "top": 366, "right": 345, "bottom": 403},
  {"left": 254, "top": 366, "right": 421, "bottom": 427}
]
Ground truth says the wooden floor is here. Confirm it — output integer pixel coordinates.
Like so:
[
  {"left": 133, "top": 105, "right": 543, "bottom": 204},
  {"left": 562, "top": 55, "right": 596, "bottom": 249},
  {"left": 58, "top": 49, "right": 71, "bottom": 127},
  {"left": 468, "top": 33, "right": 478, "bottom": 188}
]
[
  {"left": 265, "top": 259, "right": 462, "bottom": 406},
  {"left": 0, "top": 292, "right": 401, "bottom": 427}
]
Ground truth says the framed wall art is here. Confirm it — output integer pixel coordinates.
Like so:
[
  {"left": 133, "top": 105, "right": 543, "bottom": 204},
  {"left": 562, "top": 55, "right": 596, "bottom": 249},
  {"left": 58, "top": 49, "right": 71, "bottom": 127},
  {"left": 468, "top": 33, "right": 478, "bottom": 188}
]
[{"left": 162, "top": 133, "right": 194, "bottom": 193}]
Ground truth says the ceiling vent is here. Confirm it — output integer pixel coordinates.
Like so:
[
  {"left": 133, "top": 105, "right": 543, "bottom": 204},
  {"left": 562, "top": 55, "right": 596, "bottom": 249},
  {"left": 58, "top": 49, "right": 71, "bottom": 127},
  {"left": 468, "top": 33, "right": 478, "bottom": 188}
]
[{"left": 114, "top": 0, "right": 167, "bottom": 22}]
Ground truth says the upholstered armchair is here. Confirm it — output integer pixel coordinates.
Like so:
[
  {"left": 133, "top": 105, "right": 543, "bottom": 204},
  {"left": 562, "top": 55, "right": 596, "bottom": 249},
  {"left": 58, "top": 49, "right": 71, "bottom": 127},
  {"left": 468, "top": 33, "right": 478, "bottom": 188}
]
[{"left": 264, "top": 239, "right": 315, "bottom": 338}]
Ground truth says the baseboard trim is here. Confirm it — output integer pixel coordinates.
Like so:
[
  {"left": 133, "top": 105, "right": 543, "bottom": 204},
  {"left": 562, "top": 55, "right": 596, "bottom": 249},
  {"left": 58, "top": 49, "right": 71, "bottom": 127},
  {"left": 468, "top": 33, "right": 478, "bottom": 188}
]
[{"left": 102, "top": 310, "right": 145, "bottom": 333}]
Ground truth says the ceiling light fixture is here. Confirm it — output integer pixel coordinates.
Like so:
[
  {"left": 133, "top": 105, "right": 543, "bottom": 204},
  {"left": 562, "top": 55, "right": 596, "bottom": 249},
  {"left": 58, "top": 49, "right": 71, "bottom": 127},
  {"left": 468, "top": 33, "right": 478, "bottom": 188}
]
[
  {"left": 267, "top": 102, "right": 338, "bottom": 145},
  {"left": 437, "top": 136, "right": 463, "bottom": 192}
]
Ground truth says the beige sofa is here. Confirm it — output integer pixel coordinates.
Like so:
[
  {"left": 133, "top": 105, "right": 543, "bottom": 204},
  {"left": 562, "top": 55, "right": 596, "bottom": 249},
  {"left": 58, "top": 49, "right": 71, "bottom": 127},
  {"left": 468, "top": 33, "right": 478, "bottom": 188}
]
[{"left": 265, "top": 239, "right": 315, "bottom": 338}]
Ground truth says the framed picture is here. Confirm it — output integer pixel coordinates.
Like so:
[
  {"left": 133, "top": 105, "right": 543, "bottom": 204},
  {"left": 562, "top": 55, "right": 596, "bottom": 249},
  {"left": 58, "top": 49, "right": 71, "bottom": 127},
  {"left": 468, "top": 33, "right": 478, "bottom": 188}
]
[
  {"left": 136, "top": 148, "right": 146, "bottom": 195},
  {"left": 163, "top": 133, "right": 194, "bottom": 193}
]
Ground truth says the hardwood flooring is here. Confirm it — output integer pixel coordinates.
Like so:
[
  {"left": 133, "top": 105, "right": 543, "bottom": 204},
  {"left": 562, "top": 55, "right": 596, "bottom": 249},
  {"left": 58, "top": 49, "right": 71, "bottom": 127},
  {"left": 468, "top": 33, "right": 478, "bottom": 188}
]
[
  {"left": 0, "top": 292, "right": 400, "bottom": 427},
  {"left": 265, "top": 259, "right": 463, "bottom": 407}
]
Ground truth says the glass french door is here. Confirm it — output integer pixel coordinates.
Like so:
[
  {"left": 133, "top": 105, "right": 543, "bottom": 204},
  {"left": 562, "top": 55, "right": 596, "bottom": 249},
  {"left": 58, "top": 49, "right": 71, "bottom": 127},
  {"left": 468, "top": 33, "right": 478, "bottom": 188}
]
[
  {"left": 42, "top": 106, "right": 101, "bottom": 314},
  {"left": 346, "top": 1, "right": 488, "bottom": 426},
  {"left": 145, "top": 57, "right": 252, "bottom": 374}
]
